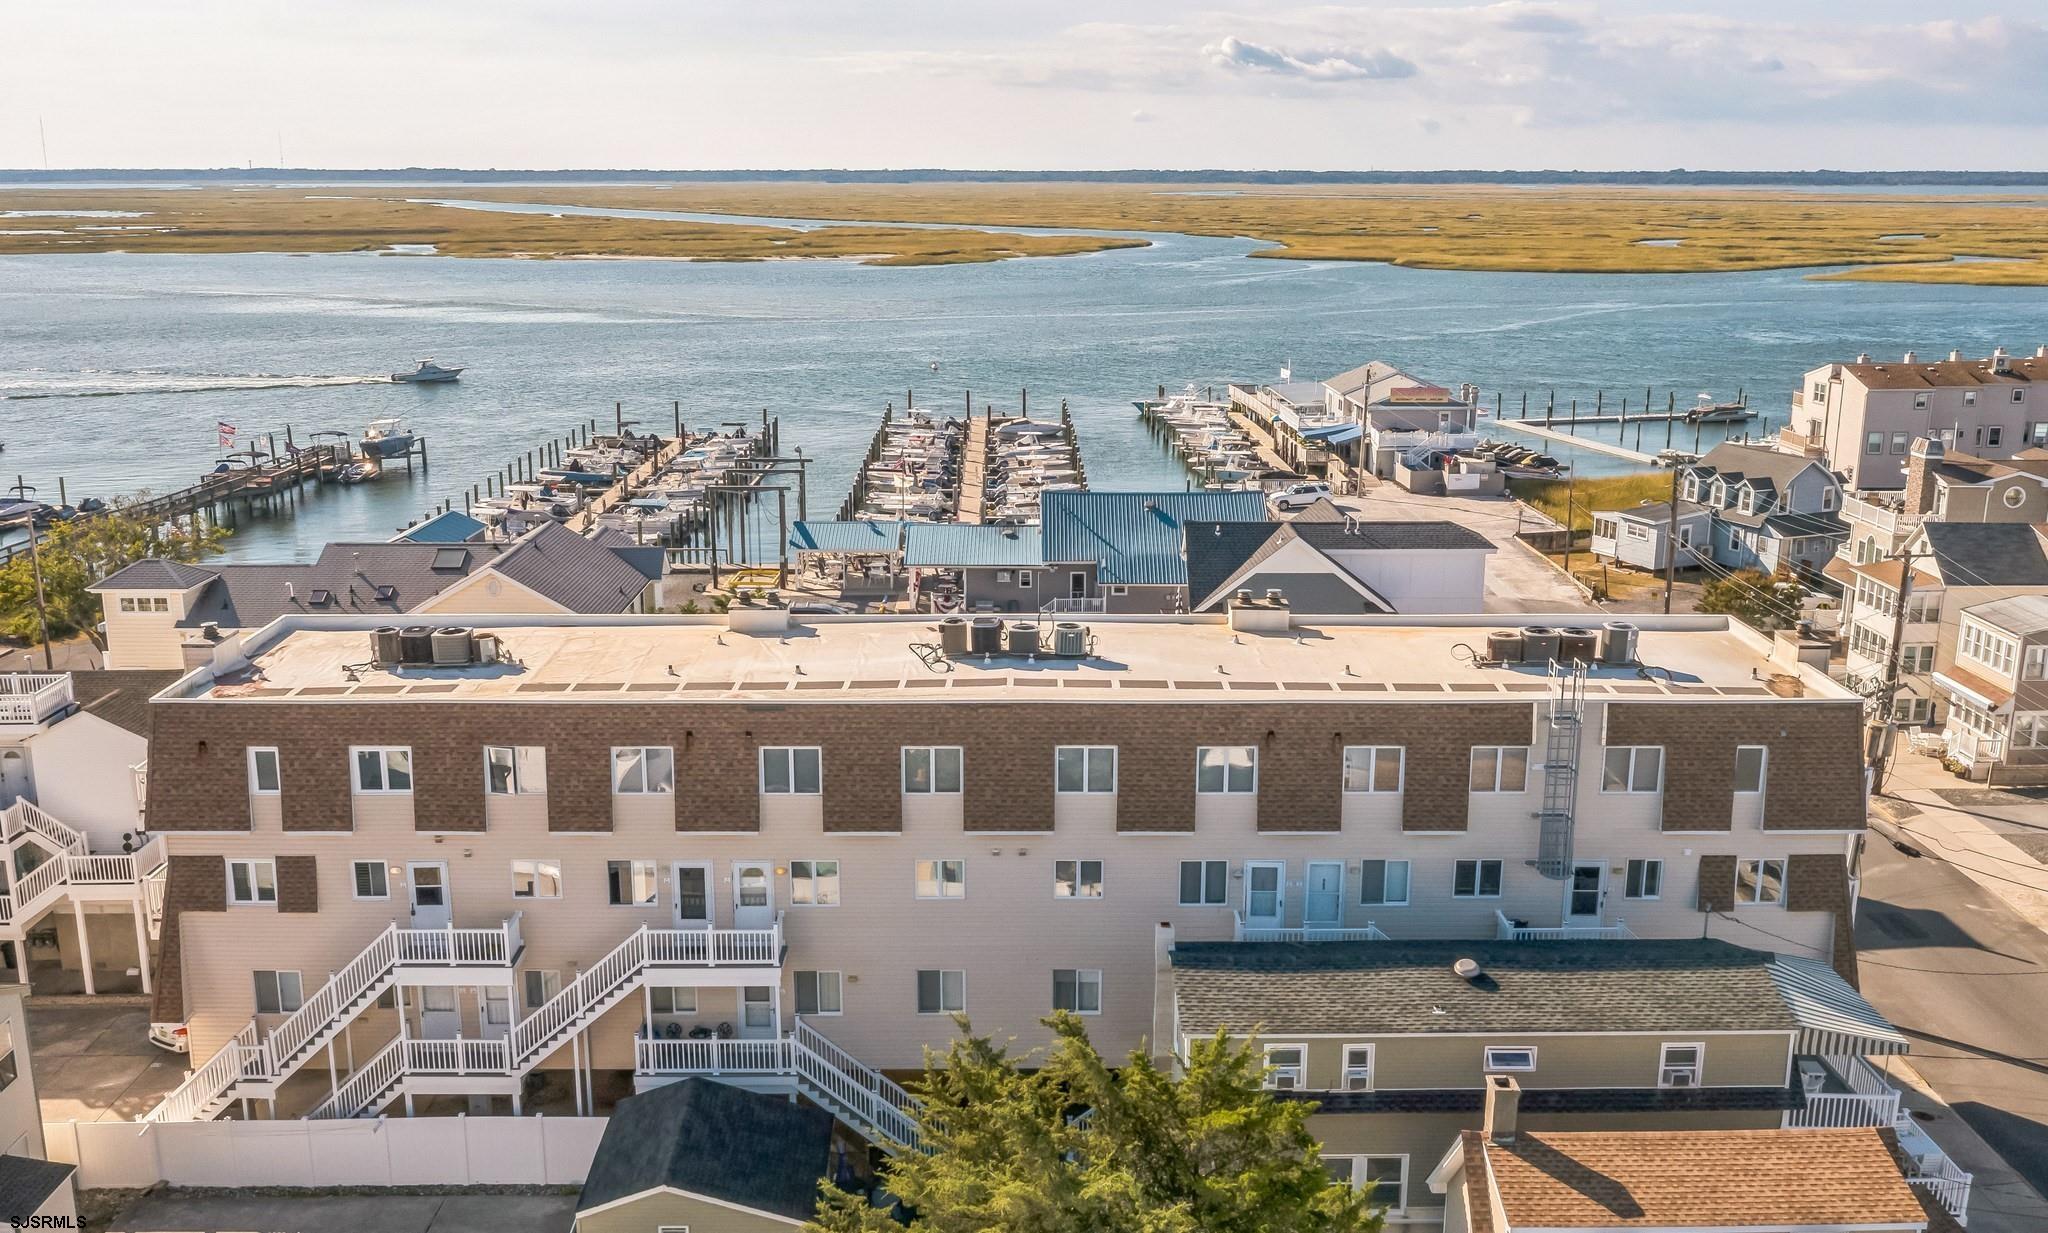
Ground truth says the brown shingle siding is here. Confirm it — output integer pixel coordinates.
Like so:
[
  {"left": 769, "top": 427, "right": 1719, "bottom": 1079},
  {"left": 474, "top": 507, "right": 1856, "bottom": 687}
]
[
  {"left": 151, "top": 854, "right": 226, "bottom": 1023},
  {"left": 1604, "top": 701, "right": 1866, "bottom": 832},
  {"left": 145, "top": 703, "right": 252, "bottom": 832},
  {"left": 1786, "top": 852, "right": 1858, "bottom": 985},
  {"left": 410, "top": 732, "right": 485, "bottom": 833},
  {"left": 275, "top": 855, "right": 318, "bottom": 913},
  {"left": 1697, "top": 854, "right": 1737, "bottom": 912}
]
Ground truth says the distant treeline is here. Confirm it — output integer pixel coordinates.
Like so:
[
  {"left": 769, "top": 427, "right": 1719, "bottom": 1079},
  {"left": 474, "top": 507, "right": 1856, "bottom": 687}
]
[{"left": 6, "top": 168, "right": 2048, "bottom": 186}]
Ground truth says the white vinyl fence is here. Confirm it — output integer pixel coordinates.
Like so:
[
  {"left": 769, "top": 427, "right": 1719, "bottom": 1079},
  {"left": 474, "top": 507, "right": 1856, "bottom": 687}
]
[{"left": 45, "top": 1116, "right": 607, "bottom": 1190}]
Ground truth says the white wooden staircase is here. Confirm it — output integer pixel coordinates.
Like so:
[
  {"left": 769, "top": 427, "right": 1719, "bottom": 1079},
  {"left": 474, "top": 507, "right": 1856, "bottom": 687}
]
[{"left": 0, "top": 800, "right": 166, "bottom": 941}]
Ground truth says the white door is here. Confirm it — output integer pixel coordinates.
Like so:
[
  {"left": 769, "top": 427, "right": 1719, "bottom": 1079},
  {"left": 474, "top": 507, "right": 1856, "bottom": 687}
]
[
  {"left": 0, "top": 750, "right": 27, "bottom": 807},
  {"left": 1566, "top": 861, "right": 1605, "bottom": 925},
  {"left": 418, "top": 985, "right": 461, "bottom": 1039},
  {"left": 732, "top": 861, "right": 775, "bottom": 930},
  {"left": 739, "top": 986, "right": 776, "bottom": 1039},
  {"left": 1244, "top": 861, "right": 1286, "bottom": 931},
  {"left": 1304, "top": 862, "right": 1344, "bottom": 929},
  {"left": 407, "top": 861, "right": 452, "bottom": 930},
  {"left": 479, "top": 987, "right": 512, "bottom": 1041},
  {"left": 673, "top": 861, "right": 713, "bottom": 929}
]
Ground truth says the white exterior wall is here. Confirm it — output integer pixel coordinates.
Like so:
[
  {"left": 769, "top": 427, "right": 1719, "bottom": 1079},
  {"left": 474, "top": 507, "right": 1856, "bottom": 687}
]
[
  {"left": 1325, "top": 548, "right": 1489, "bottom": 614},
  {"left": 22, "top": 714, "right": 147, "bottom": 851}
]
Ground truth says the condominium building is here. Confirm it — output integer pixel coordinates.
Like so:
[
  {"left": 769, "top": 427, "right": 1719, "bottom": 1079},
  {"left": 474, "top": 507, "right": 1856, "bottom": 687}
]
[
  {"left": 1784, "top": 345, "right": 2048, "bottom": 490},
  {"left": 137, "top": 606, "right": 1869, "bottom": 1155}
]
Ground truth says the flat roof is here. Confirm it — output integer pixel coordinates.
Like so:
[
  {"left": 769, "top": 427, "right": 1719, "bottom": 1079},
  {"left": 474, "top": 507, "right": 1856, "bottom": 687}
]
[{"left": 170, "top": 612, "right": 1853, "bottom": 704}]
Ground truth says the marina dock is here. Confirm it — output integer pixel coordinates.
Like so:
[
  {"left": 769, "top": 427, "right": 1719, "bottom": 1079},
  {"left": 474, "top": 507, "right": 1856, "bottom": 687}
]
[{"left": 1495, "top": 420, "right": 1658, "bottom": 465}]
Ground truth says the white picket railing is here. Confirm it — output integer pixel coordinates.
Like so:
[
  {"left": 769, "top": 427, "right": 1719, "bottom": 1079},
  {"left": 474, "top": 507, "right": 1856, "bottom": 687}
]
[
  {"left": 1908, "top": 1152, "right": 1974, "bottom": 1226},
  {"left": 406, "top": 1036, "right": 511, "bottom": 1076},
  {"left": 3, "top": 800, "right": 87, "bottom": 854},
  {"left": 1232, "top": 913, "right": 1389, "bottom": 943},
  {"left": 637, "top": 1037, "right": 792, "bottom": 1076},
  {"left": 646, "top": 923, "right": 781, "bottom": 966},
  {"left": 791, "top": 1018, "right": 924, "bottom": 1151},
  {"left": 0, "top": 674, "right": 71, "bottom": 726},
  {"left": 142, "top": 865, "right": 168, "bottom": 938},
  {"left": 144, "top": 1024, "right": 262, "bottom": 1123},
  {"left": 1494, "top": 910, "right": 1633, "bottom": 942},
  {"left": 304, "top": 1038, "right": 405, "bottom": 1120},
  {"left": 1789, "top": 1055, "right": 1904, "bottom": 1129}
]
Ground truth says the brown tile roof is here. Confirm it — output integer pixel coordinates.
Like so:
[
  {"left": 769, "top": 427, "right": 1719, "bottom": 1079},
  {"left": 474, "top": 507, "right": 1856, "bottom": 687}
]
[
  {"left": 69, "top": 669, "right": 183, "bottom": 737},
  {"left": 1843, "top": 355, "right": 2047, "bottom": 390},
  {"left": 1936, "top": 663, "right": 2013, "bottom": 709},
  {"left": 1459, "top": 1131, "right": 1497, "bottom": 1233},
  {"left": 1850, "top": 558, "right": 1940, "bottom": 590},
  {"left": 1481, "top": 1128, "right": 1927, "bottom": 1229}
]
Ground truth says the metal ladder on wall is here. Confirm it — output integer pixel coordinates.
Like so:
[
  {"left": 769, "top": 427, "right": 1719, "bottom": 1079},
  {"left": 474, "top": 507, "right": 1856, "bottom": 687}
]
[{"left": 1535, "top": 659, "right": 1587, "bottom": 880}]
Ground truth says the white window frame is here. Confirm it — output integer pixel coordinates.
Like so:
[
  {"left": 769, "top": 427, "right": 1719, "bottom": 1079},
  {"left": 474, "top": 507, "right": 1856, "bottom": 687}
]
[
  {"left": 351, "top": 860, "right": 390, "bottom": 901},
  {"left": 227, "top": 858, "right": 277, "bottom": 906},
  {"left": 1328, "top": 1155, "right": 1408, "bottom": 1215},
  {"left": 1483, "top": 1045, "right": 1538, "bottom": 1072},
  {"left": 247, "top": 747, "right": 281, "bottom": 796},
  {"left": 1054, "top": 859, "right": 1104, "bottom": 900},
  {"left": 511, "top": 858, "right": 563, "bottom": 900},
  {"left": 1601, "top": 745, "right": 1664, "bottom": 794},
  {"left": 901, "top": 746, "right": 963, "bottom": 795},
  {"left": 1178, "top": 859, "right": 1229, "bottom": 907},
  {"left": 1195, "top": 745, "right": 1258, "bottom": 794},
  {"left": 1052, "top": 967, "right": 1103, "bottom": 1015},
  {"left": 1055, "top": 746, "right": 1118, "bottom": 794},
  {"left": 1359, "top": 859, "right": 1411, "bottom": 907},
  {"left": 795, "top": 969, "right": 843, "bottom": 1016},
  {"left": 760, "top": 746, "right": 823, "bottom": 795},
  {"left": 1470, "top": 746, "right": 1528, "bottom": 793},
  {"left": 485, "top": 745, "right": 546, "bottom": 796},
  {"left": 351, "top": 746, "right": 413, "bottom": 795},
  {"left": 1733, "top": 745, "right": 1768, "bottom": 795},
  {"left": 1453, "top": 859, "right": 1504, "bottom": 899},
  {"left": 1735, "top": 857, "right": 1786, "bottom": 906},
  {"left": 1624, "top": 858, "right": 1663, "bottom": 901},
  {"left": 1342, "top": 1043, "right": 1375, "bottom": 1091},
  {"left": 523, "top": 969, "right": 561, "bottom": 1010},
  {"left": 915, "top": 858, "right": 966, "bottom": 900},
  {"left": 1341, "top": 746, "right": 1404, "bottom": 794},
  {"left": 916, "top": 969, "right": 967, "bottom": 1015},
  {"left": 1659, "top": 1042, "right": 1704, "bottom": 1088},
  {"left": 606, "top": 859, "right": 659, "bottom": 908},
  {"left": 2026, "top": 645, "right": 2048, "bottom": 682},
  {"left": 1262, "top": 1043, "right": 1306, "bottom": 1090},
  {"left": 650, "top": 986, "right": 698, "bottom": 1016},
  {"left": 789, "top": 859, "right": 841, "bottom": 906},
  {"left": 252, "top": 969, "right": 303, "bottom": 1015},
  {"left": 610, "top": 746, "right": 675, "bottom": 795}
]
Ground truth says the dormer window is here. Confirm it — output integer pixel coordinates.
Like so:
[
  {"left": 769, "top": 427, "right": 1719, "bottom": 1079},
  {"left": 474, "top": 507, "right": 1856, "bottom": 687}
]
[
  {"left": 1738, "top": 489, "right": 1754, "bottom": 514},
  {"left": 1820, "top": 486, "right": 1836, "bottom": 511},
  {"left": 1682, "top": 476, "right": 1700, "bottom": 502}
]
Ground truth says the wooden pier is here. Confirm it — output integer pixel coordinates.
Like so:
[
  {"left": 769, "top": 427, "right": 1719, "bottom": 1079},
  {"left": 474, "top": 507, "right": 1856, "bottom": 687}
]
[{"left": 1497, "top": 421, "right": 1658, "bottom": 466}]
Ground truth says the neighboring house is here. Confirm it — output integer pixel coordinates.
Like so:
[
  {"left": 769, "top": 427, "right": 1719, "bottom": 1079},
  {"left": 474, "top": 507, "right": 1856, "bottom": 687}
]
[
  {"left": 1670, "top": 442, "right": 1847, "bottom": 578},
  {"left": 1933, "top": 594, "right": 2048, "bottom": 781},
  {"left": 0, "top": 985, "right": 76, "bottom": 1228},
  {"left": 1037, "top": 489, "right": 1269, "bottom": 612},
  {"left": 1427, "top": 1096, "right": 1936, "bottom": 1233},
  {"left": 1229, "top": 362, "right": 1481, "bottom": 479},
  {"left": 90, "top": 521, "right": 664, "bottom": 669},
  {"left": 1588, "top": 501, "right": 1711, "bottom": 573},
  {"left": 574, "top": 1078, "right": 843, "bottom": 1232},
  {"left": 1836, "top": 437, "right": 2048, "bottom": 568},
  {"left": 902, "top": 522, "right": 1047, "bottom": 613},
  {"left": 1161, "top": 935, "right": 1924, "bottom": 1228},
  {"left": 1183, "top": 516, "right": 1495, "bottom": 614},
  {"left": 1785, "top": 345, "right": 2048, "bottom": 490},
  {"left": 0, "top": 670, "right": 175, "bottom": 849}
]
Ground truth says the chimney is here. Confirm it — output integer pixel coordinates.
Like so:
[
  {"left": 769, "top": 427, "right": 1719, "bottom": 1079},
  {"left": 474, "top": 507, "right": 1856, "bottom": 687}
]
[
  {"left": 1993, "top": 347, "right": 2012, "bottom": 374},
  {"left": 1483, "top": 1074, "right": 1521, "bottom": 1145},
  {"left": 1902, "top": 350, "right": 1917, "bottom": 364},
  {"left": 1949, "top": 349, "right": 1965, "bottom": 362},
  {"left": 1855, "top": 353, "right": 1872, "bottom": 364},
  {"left": 1905, "top": 436, "right": 1944, "bottom": 514}
]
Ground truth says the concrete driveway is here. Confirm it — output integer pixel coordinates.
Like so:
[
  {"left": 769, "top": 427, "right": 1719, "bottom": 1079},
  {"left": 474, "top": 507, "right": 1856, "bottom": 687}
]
[
  {"left": 29, "top": 999, "right": 188, "bottom": 1123},
  {"left": 104, "top": 1192, "right": 576, "bottom": 1233}
]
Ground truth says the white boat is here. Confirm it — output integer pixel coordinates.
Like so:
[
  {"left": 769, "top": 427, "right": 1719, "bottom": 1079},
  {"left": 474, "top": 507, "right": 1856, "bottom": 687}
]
[
  {"left": 392, "top": 359, "right": 463, "bottom": 383},
  {"left": 361, "top": 417, "right": 417, "bottom": 458}
]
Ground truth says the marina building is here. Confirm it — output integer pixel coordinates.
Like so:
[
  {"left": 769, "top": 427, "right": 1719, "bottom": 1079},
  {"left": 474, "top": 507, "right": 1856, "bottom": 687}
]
[{"left": 1784, "top": 346, "right": 2048, "bottom": 491}]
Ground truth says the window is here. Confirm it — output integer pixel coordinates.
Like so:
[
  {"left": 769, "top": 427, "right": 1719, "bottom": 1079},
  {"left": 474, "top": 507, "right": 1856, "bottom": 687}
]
[
  {"left": 916, "top": 969, "right": 966, "bottom": 1014},
  {"left": 1359, "top": 859, "right": 1411, "bottom": 906},
  {"left": 1965, "top": 391, "right": 1978, "bottom": 406},
  {"left": 1865, "top": 431, "right": 1884, "bottom": 456},
  {"left": 915, "top": 859, "right": 966, "bottom": 900},
  {"left": 2017, "top": 388, "right": 2029, "bottom": 404},
  {"left": 1341, "top": 746, "right": 1403, "bottom": 793},
  {"left": 1733, "top": 746, "right": 1767, "bottom": 794},
  {"left": 227, "top": 859, "right": 277, "bottom": 905},
  {"left": 485, "top": 745, "right": 546, "bottom": 795},
  {"left": 1263, "top": 1044, "right": 1306, "bottom": 1090},
  {"left": 247, "top": 747, "right": 281, "bottom": 795},
  {"left": 1660, "top": 1042, "right": 1704, "bottom": 1088},
  {"left": 483, "top": 988, "right": 513, "bottom": 1028},
  {"left": 790, "top": 860, "right": 840, "bottom": 906},
  {"left": 1483, "top": 1045, "right": 1537, "bottom": 1072},
  {"left": 252, "top": 970, "right": 303, "bottom": 1015},
  {"left": 1342, "top": 1044, "right": 1375, "bottom": 1091},
  {"left": 1625, "top": 859, "right": 1663, "bottom": 900},
  {"left": 1453, "top": 859, "right": 1504, "bottom": 898},
  {"left": 2025, "top": 645, "right": 2048, "bottom": 682},
  {"left": 1196, "top": 746, "right": 1257, "bottom": 794},
  {"left": 1470, "top": 746, "right": 1528, "bottom": 792},
  {"left": 352, "top": 746, "right": 413, "bottom": 794},
  {"left": 650, "top": 986, "right": 697, "bottom": 1015},
  {"left": 1810, "top": 382, "right": 1826, "bottom": 404},
  {"left": 742, "top": 986, "right": 773, "bottom": 1029},
  {"left": 902, "top": 746, "right": 963, "bottom": 794},
  {"left": 1736, "top": 858, "right": 1785, "bottom": 906},
  {"left": 611, "top": 746, "right": 675, "bottom": 795},
  {"left": 1820, "top": 486, "right": 1836, "bottom": 512},
  {"left": 1988, "top": 425, "right": 2006, "bottom": 447},
  {"left": 1054, "top": 859, "right": 1104, "bottom": 899},
  {"left": 1913, "top": 393, "right": 1930, "bottom": 411},
  {"left": 1055, "top": 746, "right": 1117, "bottom": 793},
  {"left": 352, "top": 860, "right": 390, "bottom": 900},
  {"left": 1891, "top": 430, "right": 1910, "bottom": 454},
  {"left": 2034, "top": 422, "right": 2048, "bottom": 447},
  {"left": 1052, "top": 968, "right": 1102, "bottom": 1014},
  {"left": 795, "top": 970, "right": 843, "bottom": 1015},
  {"left": 1018, "top": 570, "right": 1034, "bottom": 589},
  {"left": 523, "top": 970, "right": 561, "bottom": 1009},
  {"left": 1179, "top": 860, "right": 1228, "bottom": 906},
  {"left": 1601, "top": 746, "right": 1663, "bottom": 793},
  {"left": 2007, "top": 485, "right": 2030, "bottom": 510},
  {"left": 2013, "top": 713, "right": 2048, "bottom": 749},
  {"left": 1960, "top": 618, "right": 2019, "bottom": 676},
  {"left": 607, "top": 859, "right": 658, "bottom": 907},
  {"left": 760, "top": 746, "right": 823, "bottom": 795},
  {"left": 1325, "top": 1156, "right": 1407, "bottom": 1213},
  {"left": 116, "top": 595, "right": 169, "bottom": 614},
  {"left": 511, "top": 859, "right": 563, "bottom": 900}
]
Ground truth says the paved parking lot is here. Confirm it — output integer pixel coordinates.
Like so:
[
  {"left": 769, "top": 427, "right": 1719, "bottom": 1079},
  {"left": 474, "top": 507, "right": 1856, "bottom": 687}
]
[
  {"left": 100, "top": 1192, "right": 576, "bottom": 1232},
  {"left": 28, "top": 1000, "right": 188, "bottom": 1123}
]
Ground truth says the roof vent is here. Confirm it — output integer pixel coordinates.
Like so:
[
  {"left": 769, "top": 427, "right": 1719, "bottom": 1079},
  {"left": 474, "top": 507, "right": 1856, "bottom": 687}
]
[
  {"left": 1856, "top": 353, "right": 1871, "bottom": 364},
  {"left": 1993, "top": 347, "right": 2013, "bottom": 374},
  {"left": 372, "top": 584, "right": 397, "bottom": 602},
  {"left": 1263, "top": 588, "right": 1285, "bottom": 603},
  {"left": 1902, "top": 351, "right": 1917, "bottom": 364},
  {"left": 1949, "top": 349, "right": 1964, "bottom": 362},
  {"left": 308, "top": 589, "right": 332, "bottom": 606},
  {"left": 1234, "top": 589, "right": 1253, "bottom": 604},
  {"left": 1453, "top": 957, "right": 1483, "bottom": 981}
]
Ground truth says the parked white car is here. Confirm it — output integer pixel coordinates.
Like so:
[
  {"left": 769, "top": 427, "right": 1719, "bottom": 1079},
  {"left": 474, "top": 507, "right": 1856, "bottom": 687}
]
[{"left": 1271, "top": 482, "right": 1334, "bottom": 511}]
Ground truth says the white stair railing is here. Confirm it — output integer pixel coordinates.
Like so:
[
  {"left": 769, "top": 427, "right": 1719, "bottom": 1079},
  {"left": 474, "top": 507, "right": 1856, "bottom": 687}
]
[
  {"left": 792, "top": 1017, "right": 924, "bottom": 1150},
  {"left": 305, "top": 1037, "right": 405, "bottom": 1120},
  {"left": 513, "top": 928, "right": 648, "bottom": 1067},
  {"left": 261, "top": 926, "right": 401, "bottom": 1071},
  {"left": 144, "top": 1023, "right": 262, "bottom": 1123},
  {"left": 3, "top": 801, "right": 88, "bottom": 855}
]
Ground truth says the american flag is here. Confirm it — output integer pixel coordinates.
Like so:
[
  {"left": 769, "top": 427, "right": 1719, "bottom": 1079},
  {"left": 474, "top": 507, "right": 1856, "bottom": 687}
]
[{"left": 217, "top": 421, "right": 236, "bottom": 448}]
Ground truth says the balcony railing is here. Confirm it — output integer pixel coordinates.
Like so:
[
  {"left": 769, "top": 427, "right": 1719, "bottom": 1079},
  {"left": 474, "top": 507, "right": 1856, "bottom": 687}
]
[
  {"left": 1233, "top": 913, "right": 1389, "bottom": 943},
  {"left": 1788, "top": 1055, "right": 1903, "bottom": 1128},
  {"left": 0, "top": 675, "right": 71, "bottom": 727},
  {"left": 1495, "top": 910, "right": 1634, "bottom": 942},
  {"left": 637, "top": 1036, "right": 793, "bottom": 1076}
]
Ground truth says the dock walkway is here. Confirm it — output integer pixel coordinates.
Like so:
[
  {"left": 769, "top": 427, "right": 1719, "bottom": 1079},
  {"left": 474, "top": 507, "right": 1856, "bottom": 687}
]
[{"left": 1498, "top": 421, "right": 1657, "bottom": 466}]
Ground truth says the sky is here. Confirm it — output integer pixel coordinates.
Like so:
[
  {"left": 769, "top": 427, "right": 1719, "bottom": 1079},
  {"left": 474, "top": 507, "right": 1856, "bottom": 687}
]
[{"left": 7, "top": 1, "right": 2048, "bottom": 171}]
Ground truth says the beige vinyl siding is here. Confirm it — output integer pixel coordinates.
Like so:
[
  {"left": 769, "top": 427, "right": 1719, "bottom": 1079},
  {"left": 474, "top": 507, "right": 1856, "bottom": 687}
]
[
  {"left": 574, "top": 1190, "right": 801, "bottom": 1233},
  {"left": 412, "top": 571, "right": 570, "bottom": 616}
]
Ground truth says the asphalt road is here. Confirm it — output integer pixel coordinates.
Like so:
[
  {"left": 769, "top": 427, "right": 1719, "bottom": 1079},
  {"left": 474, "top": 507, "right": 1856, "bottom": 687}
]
[{"left": 1857, "top": 837, "right": 2048, "bottom": 1203}]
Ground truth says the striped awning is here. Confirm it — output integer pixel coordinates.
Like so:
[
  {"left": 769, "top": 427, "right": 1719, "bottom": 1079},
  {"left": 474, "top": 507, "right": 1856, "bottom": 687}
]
[{"left": 1768, "top": 955, "right": 1910, "bottom": 1057}]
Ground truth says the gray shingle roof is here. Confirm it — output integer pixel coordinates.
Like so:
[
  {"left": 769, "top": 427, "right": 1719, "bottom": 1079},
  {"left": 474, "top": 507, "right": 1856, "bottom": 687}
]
[
  {"left": 1692, "top": 442, "right": 1824, "bottom": 491},
  {"left": 1184, "top": 522, "right": 1289, "bottom": 608},
  {"left": 89, "top": 559, "right": 219, "bottom": 591},
  {"left": 487, "top": 520, "right": 662, "bottom": 612},
  {"left": 1170, "top": 939, "right": 1801, "bottom": 1036},
  {"left": 1293, "top": 1085, "right": 1801, "bottom": 1115},
  {"left": 1292, "top": 520, "right": 1494, "bottom": 553},
  {"left": 578, "top": 1078, "right": 832, "bottom": 1220},
  {"left": 0, "top": 1154, "right": 73, "bottom": 1223},
  {"left": 1966, "top": 594, "right": 2048, "bottom": 637},
  {"left": 68, "top": 669, "right": 183, "bottom": 737},
  {"left": 176, "top": 541, "right": 510, "bottom": 628},
  {"left": 1184, "top": 519, "right": 1490, "bottom": 612},
  {"left": 1921, "top": 521, "right": 2048, "bottom": 587}
]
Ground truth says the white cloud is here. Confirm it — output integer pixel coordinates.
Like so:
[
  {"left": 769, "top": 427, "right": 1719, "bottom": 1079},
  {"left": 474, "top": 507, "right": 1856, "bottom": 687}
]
[{"left": 1201, "top": 35, "right": 1416, "bottom": 82}]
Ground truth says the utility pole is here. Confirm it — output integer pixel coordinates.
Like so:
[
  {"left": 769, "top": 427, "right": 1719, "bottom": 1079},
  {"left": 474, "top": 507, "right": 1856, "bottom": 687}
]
[
  {"left": 5, "top": 480, "right": 54, "bottom": 670},
  {"left": 1662, "top": 468, "right": 1682, "bottom": 615},
  {"left": 1868, "top": 546, "right": 1927, "bottom": 789}
]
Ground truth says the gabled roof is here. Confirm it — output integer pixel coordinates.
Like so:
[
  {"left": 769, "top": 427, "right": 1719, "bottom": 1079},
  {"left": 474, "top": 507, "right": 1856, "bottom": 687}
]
[
  {"left": 487, "top": 520, "right": 663, "bottom": 612},
  {"left": 1602, "top": 500, "right": 1712, "bottom": 525},
  {"left": 1169, "top": 939, "right": 1804, "bottom": 1036},
  {"left": 176, "top": 541, "right": 511, "bottom": 628},
  {"left": 577, "top": 1077, "right": 832, "bottom": 1221},
  {"left": 65, "top": 670, "right": 182, "bottom": 737},
  {"left": 902, "top": 523, "right": 1043, "bottom": 568},
  {"left": 1691, "top": 442, "right": 1826, "bottom": 492},
  {"left": 89, "top": 559, "right": 219, "bottom": 592},
  {"left": 392, "top": 510, "right": 487, "bottom": 544},
  {"left": 1040, "top": 491, "right": 1267, "bottom": 587},
  {"left": 1920, "top": 521, "right": 2048, "bottom": 587}
]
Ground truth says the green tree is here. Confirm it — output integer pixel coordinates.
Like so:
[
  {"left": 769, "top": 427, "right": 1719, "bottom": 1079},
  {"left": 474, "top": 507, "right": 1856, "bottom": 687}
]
[
  {"left": 0, "top": 501, "right": 227, "bottom": 651},
  {"left": 1695, "top": 567, "right": 1806, "bottom": 630},
  {"left": 809, "top": 1014, "right": 1385, "bottom": 1233}
]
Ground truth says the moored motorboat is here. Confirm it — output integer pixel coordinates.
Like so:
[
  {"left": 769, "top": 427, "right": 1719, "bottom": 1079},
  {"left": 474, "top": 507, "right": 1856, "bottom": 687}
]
[
  {"left": 392, "top": 359, "right": 463, "bottom": 383},
  {"left": 361, "top": 418, "right": 416, "bottom": 458}
]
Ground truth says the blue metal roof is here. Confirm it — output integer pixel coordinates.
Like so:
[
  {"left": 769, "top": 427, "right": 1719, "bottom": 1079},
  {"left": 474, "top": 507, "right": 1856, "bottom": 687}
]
[
  {"left": 1040, "top": 490, "right": 1269, "bottom": 587},
  {"left": 787, "top": 520, "right": 905, "bottom": 554},
  {"left": 392, "top": 510, "right": 487, "bottom": 544},
  {"left": 1304, "top": 423, "right": 1363, "bottom": 445},
  {"left": 903, "top": 523, "right": 1045, "bottom": 568}
]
